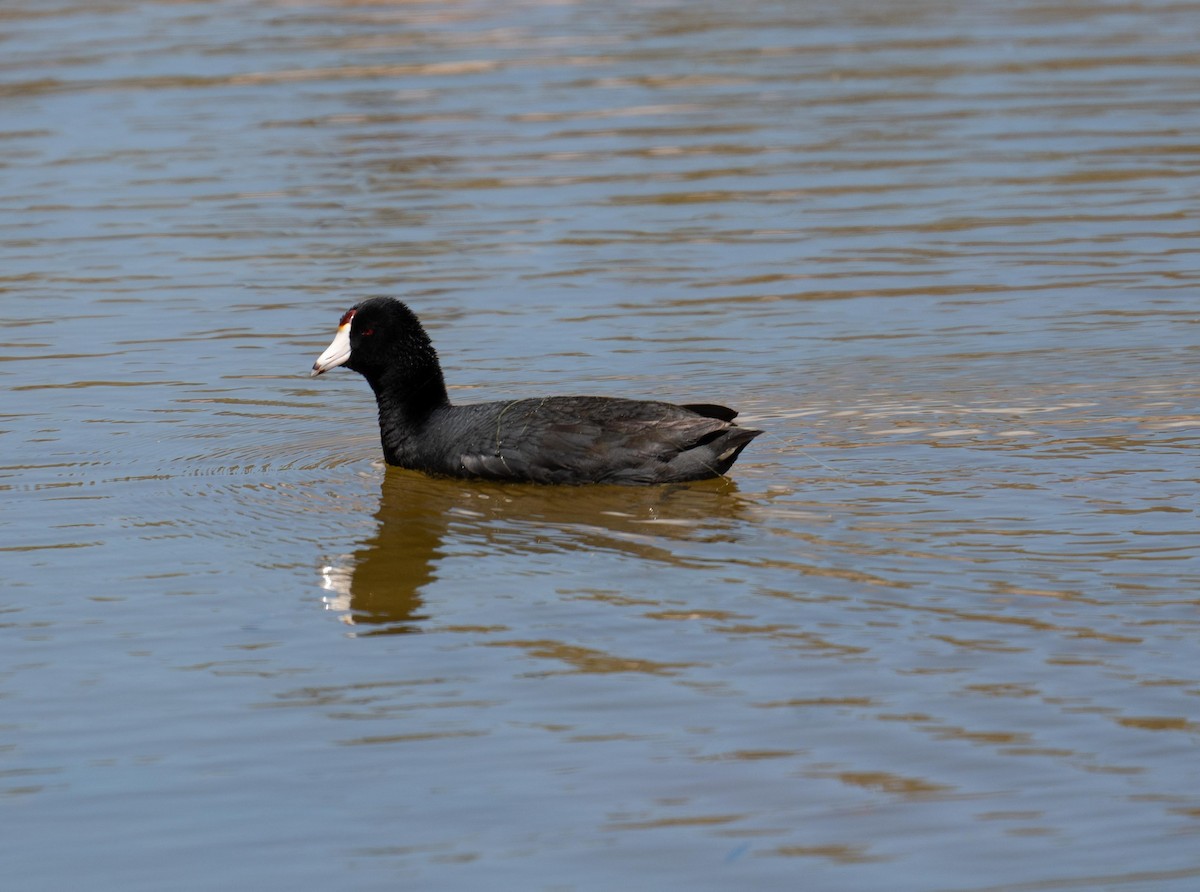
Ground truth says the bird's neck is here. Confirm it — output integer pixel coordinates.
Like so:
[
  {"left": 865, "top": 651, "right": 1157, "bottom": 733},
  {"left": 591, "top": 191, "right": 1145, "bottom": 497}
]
[{"left": 368, "top": 365, "right": 450, "bottom": 465}]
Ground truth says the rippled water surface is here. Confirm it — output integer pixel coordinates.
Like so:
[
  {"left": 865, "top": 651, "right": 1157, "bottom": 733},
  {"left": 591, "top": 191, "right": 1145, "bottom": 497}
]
[{"left": 3, "top": 1, "right": 1199, "bottom": 889}]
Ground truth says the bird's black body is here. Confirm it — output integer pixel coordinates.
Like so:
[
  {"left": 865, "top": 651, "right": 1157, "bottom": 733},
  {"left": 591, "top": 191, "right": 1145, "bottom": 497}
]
[{"left": 312, "top": 297, "right": 762, "bottom": 485}]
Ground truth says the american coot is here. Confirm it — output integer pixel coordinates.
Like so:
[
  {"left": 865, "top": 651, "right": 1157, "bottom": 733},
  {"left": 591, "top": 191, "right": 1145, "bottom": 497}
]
[{"left": 311, "top": 297, "right": 763, "bottom": 485}]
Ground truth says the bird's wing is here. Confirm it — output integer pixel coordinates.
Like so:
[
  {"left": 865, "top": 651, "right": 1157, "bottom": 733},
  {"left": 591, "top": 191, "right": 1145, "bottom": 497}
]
[{"left": 454, "top": 398, "right": 734, "bottom": 484}]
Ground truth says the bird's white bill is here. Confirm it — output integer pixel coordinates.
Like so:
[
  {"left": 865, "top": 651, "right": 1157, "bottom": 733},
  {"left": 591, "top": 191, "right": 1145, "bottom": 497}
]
[{"left": 311, "top": 323, "right": 352, "bottom": 376}]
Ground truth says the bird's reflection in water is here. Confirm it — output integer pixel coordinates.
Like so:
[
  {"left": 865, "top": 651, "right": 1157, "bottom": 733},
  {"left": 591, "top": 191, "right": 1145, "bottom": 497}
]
[{"left": 320, "top": 469, "right": 749, "bottom": 635}]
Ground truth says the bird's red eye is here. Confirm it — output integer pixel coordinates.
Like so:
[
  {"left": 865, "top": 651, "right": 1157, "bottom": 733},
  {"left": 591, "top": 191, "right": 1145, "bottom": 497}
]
[{"left": 360, "top": 328, "right": 374, "bottom": 337}]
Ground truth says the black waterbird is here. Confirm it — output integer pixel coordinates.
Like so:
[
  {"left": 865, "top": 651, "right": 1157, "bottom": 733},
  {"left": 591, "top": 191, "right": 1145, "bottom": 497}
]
[{"left": 311, "top": 297, "right": 762, "bottom": 485}]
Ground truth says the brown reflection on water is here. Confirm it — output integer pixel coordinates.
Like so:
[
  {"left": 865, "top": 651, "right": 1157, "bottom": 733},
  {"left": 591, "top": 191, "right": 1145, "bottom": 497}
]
[
  {"left": 766, "top": 843, "right": 888, "bottom": 864},
  {"left": 485, "top": 639, "right": 692, "bottom": 676},
  {"left": 807, "top": 768, "right": 953, "bottom": 799},
  {"left": 605, "top": 811, "right": 746, "bottom": 832},
  {"left": 321, "top": 469, "right": 750, "bottom": 634}
]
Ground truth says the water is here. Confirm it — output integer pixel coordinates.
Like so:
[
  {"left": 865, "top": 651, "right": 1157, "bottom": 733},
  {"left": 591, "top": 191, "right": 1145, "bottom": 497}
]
[{"left": 3, "top": 1, "right": 1199, "bottom": 889}]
